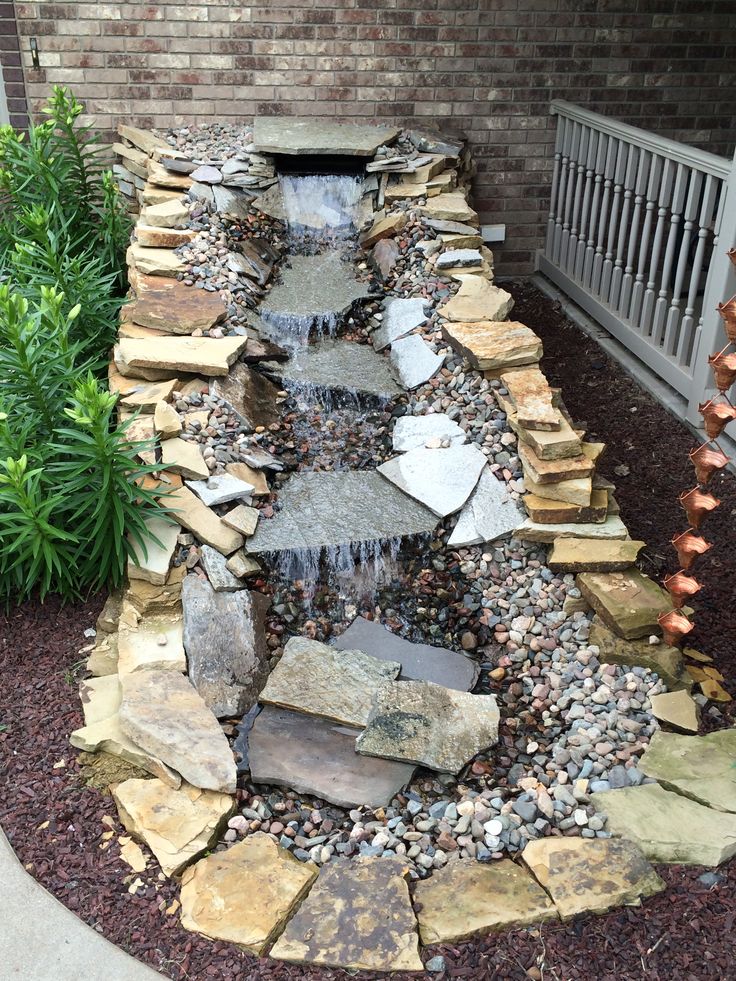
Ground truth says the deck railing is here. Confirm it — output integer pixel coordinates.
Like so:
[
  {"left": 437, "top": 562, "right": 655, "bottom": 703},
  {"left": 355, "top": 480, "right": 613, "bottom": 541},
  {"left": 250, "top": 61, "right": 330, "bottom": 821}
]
[{"left": 538, "top": 100, "right": 736, "bottom": 426}]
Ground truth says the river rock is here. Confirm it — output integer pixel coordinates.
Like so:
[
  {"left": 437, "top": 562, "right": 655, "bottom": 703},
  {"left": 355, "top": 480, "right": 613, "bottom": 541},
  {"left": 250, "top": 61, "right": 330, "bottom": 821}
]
[
  {"left": 270, "top": 857, "right": 423, "bottom": 973},
  {"left": 377, "top": 443, "right": 487, "bottom": 518},
  {"left": 592, "top": 783, "right": 736, "bottom": 866},
  {"left": 180, "top": 833, "right": 317, "bottom": 954},
  {"left": 414, "top": 859, "right": 557, "bottom": 943},
  {"left": 182, "top": 576, "right": 269, "bottom": 718},
  {"left": 577, "top": 569, "right": 675, "bottom": 640},
  {"left": 119, "top": 669, "right": 237, "bottom": 792},
  {"left": 389, "top": 334, "right": 445, "bottom": 389},
  {"left": 113, "top": 777, "right": 234, "bottom": 876},
  {"left": 372, "top": 297, "right": 428, "bottom": 351},
  {"left": 248, "top": 706, "right": 415, "bottom": 808},
  {"left": 588, "top": 620, "right": 687, "bottom": 690},
  {"left": 448, "top": 467, "right": 520, "bottom": 546},
  {"left": 521, "top": 838, "right": 665, "bottom": 920},
  {"left": 332, "top": 615, "right": 479, "bottom": 691},
  {"left": 258, "top": 636, "right": 400, "bottom": 727},
  {"left": 638, "top": 729, "right": 736, "bottom": 812},
  {"left": 356, "top": 680, "right": 499, "bottom": 773},
  {"left": 392, "top": 413, "right": 466, "bottom": 451}
]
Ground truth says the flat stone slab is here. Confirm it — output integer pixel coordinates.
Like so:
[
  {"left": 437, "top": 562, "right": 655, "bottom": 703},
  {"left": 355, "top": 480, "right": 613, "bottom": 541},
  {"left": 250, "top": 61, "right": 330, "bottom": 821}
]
[
  {"left": 187, "top": 474, "right": 253, "bottom": 509},
  {"left": 577, "top": 569, "right": 675, "bottom": 640},
  {"left": 128, "top": 275, "right": 226, "bottom": 334},
  {"left": 116, "top": 335, "right": 247, "bottom": 379},
  {"left": 419, "top": 192, "right": 478, "bottom": 225},
  {"left": 127, "top": 243, "right": 185, "bottom": 278},
  {"left": 180, "top": 833, "right": 317, "bottom": 955},
  {"left": 120, "top": 377, "right": 180, "bottom": 413},
  {"left": 360, "top": 211, "right": 407, "bottom": 248},
  {"left": 639, "top": 729, "right": 736, "bottom": 812},
  {"left": 128, "top": 514, "right": 180, "bottom": 585},
  {"left": 501, "top": 366, "right": 558, "bottom": 430},
  {"left": 332, "top": 615, "right": 479, "bottom": 691},
  {"left": 519, "top": 442, "right": 598, "bottom": 484},
  {"left": 448, "top": 467, "right": 520, "bottom": 546},
  {"left": 117, "top": 607, "right": 186, "bottom": 676},
  {"left": 356, "top": 680, "right": 499, "bottom": 773},
  {"left": 268, "top": 339, "right": 402, "bottom": 399},
  {"left": 589, "top": 620, "right": 687, "bottom": 691},
  {"left": 522, "top": 837, "right": 665, "bottom": 921},
  {"left": 442, "top": 319, "right": 539, "bottom": 370},
  {"left": 259, "top": 636, "right": 400, "bottom": 727},
  {"left": 270, "top": 857, "right": 423, "bottom": 973},
  {"left": 592, "top": 783, "right": 736, "bottom": 866},
  {"left": 182, "top": 576, "right": 270, "bottom": 718},
  {"left": 112, "top": 777, "right": 234, "bottom": 876},
  {"left": 372, "top": 297, "right": 428, "bottom": 351},
  {"left": 168, "top": 486, "right": 243, "bottom": 556},
  {"left": 161, "top": 438, "right": 209, "bottom": 480},
  {"left": 438, "top": 280, "right": 514, "bottom": 325},
  {"left": 212, "top": 361, "right": 281, "bottom": 430},
  {"left": 525, "top": 490, "right": 608, "bottom": 524},
  {"left": 548, "top": 538, "right": 645, "bottom": 572},
  {"left": 414, "top": 859, "right": 557, "bottom": 943},
  {"left": 377, "top": 444, "right": 487, "bottom": 518},
  {"left": 389, "top": 334, "right": 445, "bottom": 389},
  {"left": 253, "top": 117, "right": 400, "bottom": 156},
  {"left": 392, "top": 413, "right": 466, "bottom": 451},
  {"left": 515, "top": 515, "right": 629, "bottom": 543},
  {"left": 119, "top": 669, "right": 237, "bottom": 793},
  {"left": 525, "top": 473, "right": 593, "bottom": 507},
  {"left": 436, "top": 248, "right": 482, "bottom": 269},
  {"left": 247, "top": 470, "right": 438, "bottom": 554},
  {"left": 650, "top": 689, "right": 700, "bottom": 732},
  {"left": 248, "top": 706, "right": 415, "bottom": 808}
]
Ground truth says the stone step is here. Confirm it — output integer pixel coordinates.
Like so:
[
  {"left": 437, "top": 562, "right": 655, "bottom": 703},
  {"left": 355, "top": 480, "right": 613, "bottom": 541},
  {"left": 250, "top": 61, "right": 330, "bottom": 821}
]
[
  {"left": 547, "top": 537, "right": 645, "bottom": 572},
  {"left": 577, "top": 568, "right": 675, "bottom": 640}
]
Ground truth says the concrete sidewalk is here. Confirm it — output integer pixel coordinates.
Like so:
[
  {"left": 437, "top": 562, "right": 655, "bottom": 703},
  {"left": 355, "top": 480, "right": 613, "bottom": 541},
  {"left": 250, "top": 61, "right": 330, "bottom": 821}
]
[{"left": 0, "top": 827, "right": 161, "bottom": 980}]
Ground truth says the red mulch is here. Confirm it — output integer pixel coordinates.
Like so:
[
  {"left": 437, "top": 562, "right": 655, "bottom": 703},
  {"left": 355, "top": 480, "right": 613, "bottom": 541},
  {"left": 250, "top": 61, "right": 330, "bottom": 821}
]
[{"left": 2, "top": 281, "right": 736, "bottom": 979}]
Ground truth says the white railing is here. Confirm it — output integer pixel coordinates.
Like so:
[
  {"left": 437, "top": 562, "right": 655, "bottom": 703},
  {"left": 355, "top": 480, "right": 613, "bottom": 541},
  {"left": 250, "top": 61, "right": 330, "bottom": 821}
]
[{"left": 538, "top": 100, "right": 736, "bottom": 425}]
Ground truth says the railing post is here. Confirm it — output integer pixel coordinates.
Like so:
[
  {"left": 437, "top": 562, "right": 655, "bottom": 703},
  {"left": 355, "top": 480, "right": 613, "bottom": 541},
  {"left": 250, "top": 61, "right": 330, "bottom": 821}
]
[{"left": 686, "top": 148, "right": 736, "bottom": 426}]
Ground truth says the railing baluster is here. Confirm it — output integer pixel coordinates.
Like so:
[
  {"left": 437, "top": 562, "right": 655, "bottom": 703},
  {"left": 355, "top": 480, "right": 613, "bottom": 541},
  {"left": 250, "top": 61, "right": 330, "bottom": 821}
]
[
  {"left": 631, "top": 155, "right": 666, "bottom": 329},
  {"left": 574, "top": 128, "right": 598, "bottom": 282},
  {"left": 545, "top": 118, "right": 565, "bottom": 255},
  {"left": 609, "top": 144, "right": 638, "bottom": 309},
  {"left": 619, "top": 149, "right": 651, "bottom": 318},
  {"left": 551, "top": 117, "right": 571, "bottom": 266},
  {"left": 565, "top": 125, "right": 589, "bottom": 274},
  {"left": 651, "top": 163, "right": 688, "bottom": 347},
  {"left": 591, "top": 137, "right": 618, "bottom": 293},
  {"left": 677, "top": 175, "right": 719, "bottom": 367},
  {"left": 583, "top": 133, "right": 609, "bottom": 288},
  {"left": 664, "top": 170, "right": 703, "bottom": 358},
  {"left": 559, "top": 120, "right": 580, "bottom": 267},
  {"left": 600, "top": 138, "right": 628, "bottom": 300}
]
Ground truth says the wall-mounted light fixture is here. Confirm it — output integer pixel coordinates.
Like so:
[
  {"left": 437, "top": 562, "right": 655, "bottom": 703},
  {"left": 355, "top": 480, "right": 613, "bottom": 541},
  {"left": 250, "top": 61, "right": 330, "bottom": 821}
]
[{"left": 30, "top": 38, "right": 39, "bottom": 70}]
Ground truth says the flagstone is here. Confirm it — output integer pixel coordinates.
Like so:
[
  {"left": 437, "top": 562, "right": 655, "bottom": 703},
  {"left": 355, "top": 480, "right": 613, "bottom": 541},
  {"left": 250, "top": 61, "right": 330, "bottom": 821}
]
[
  {"left": 515, "top": 515, "right": 628, "bottom": 543},
  {"left": 167, "top": 486, "right": 244, "bottom": 555},
  {"left": 118, "top": 123, "right": 170, "bottom": 156},
  {"left": 588, "top": 620, "right": 687, "bottom": 690},
  {"left": 127, "top": 514, "right": 180, "bottom": 585},
  {"left": 142, "top": 197, "right": 190, "bottom": 228},
  {"left": 248, "top": 706, "right": 415, "bottom": 809},
  {"left": 212, "top": 361, "right": 281, "bottom": 429},
  {"left": 117, "top": 606, "right": 186, "bottom": 676},
  {"left": 127, "top": 243, "right": 186, "bottom": 277},
  {"left": 268, "top": 338, "right": 402, "bottom": 399},
  {"left": 225, "top": 462, "right": 269, "bottom": 496},
  {"left": 221, "top": 504, "right": 259, "bottom": 537},
  {"left": 153, "top": 401, "right": 181, "bottom": 437},
  {"left": 592, "top": 783, "right": 736, "bottom": 866},
  {"left": 120, "top": 669, "right": 237, "bottom": 793},
  {"left": 548, "top": 538, "right": 645, "bottom": 572},
  {"left": 414, "top": 859, "right": 557, "bottom": 944},
  {"left": 501, "top": 366, "right": 558, "bottom": 430},
  {"left": 254, "top": 117, "right": 400, "bottom": 156},
  {"left": 436, "top": 248, "right": 483, "bottom": 270},
  {"left": 128, "top": 274, "right": 227, "bottom": 334},
  {"left": 359, "top": 210, "right": 407, "bottom": 248},
  {"left": 524, "top": 490, "right": 608, "bottom": 524},
  {"left": 441, "top": 320, "right": 539, "bottom": 372},
  {"left": 270, "top": 857, "right": 423, "bottom": 973},
  {"left": 259, "top": 636, "right": 401, "bottom": 727},
  {"left": 117, "top": 335, "right": 248, "bottom": 379},
  {"left": 649, "top": 689, "right": 700, "bottom": 732},
  {"left": 147, "top": 159, "right": 192, "bottom": 190},
  {"left": 448, "top": 467, "right": 520, "bottom": 546},
  {"left": 86, "top": 632, "right": 119, "bottom": 676},
  {"left": 372, "top": 297, "right": 428, "bottom": 351},
  {"left": 135, "top": 224, "right": 196, "bottom": 249},
  {"left": 519, "top": 442, "right": 595, "bottom": 484},
  {"left": 524, "top": 472, "right": 593, "bottom": 507},
  {"left": 577, "top": 569, "right": 675, "bottom": 640},
  {"left": 523, "top": 838, "right": 664, "bottom": 920},
  {"left": 638, "top": 729, "right": 736, "bottom": 812},
  {"left": 513, "top": 413, "right": 582, "bottom": 461},
  {"left": 225, "top": 550, "right": 262, "bottom": 578},
  {"left": 141, "top": 184, "right": 185, "bottom": 206},
  {"left": 392, "top": 413, "right": 466, "bottom": 451},
  {"left": 419, "top": 191, "right": 478, "bottom": 225},
  {"left": 377, "top": 443, "right": 487, "bottom": 518},
  {"left": 187, "top": 473, "right": 254, "bottom": 508},
  {"left": 180, "top": 833, "right": 317, "bottom": 954},
  {"left": 120, "top": 378, "right": 179, "bottom": 411},
  {"left": 161, "top": 438, "right": 209, "bottom": 480},
  {"left": 438, "top": 278, "right": 513, "bottom": 324},
  {"left": 332, "top": 615, "right": 479, "bottom": 691},
  {"left": 390, "top": 334, "right": 445, "bottom": 389},
  {"left": 356, "top": 680, "right": 499, "bottom": 772},
  {"left": 439, "top": 231, "right": 484, "bottom": 249},
  {"left": 198, "top": 545, "right": 242, "bottom": 592},
  {"left": 182, "top": 575, "right": 270, "bottom": 718},
  {"left": 113, "top": 777, "right": 234, "bottom": 877}
]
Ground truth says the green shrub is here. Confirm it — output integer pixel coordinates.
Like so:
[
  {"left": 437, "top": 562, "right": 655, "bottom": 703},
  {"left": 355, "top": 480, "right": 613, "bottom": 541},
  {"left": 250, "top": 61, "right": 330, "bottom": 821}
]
[{"left": 0, "top": 89, "right": 167, "bottom": 603}]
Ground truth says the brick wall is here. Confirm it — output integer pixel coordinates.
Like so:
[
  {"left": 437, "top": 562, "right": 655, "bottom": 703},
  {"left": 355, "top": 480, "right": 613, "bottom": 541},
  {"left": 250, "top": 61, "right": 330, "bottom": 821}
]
[
  {"left": 10, "top": 0, "right": 736, "bottom": 274},
  {"left": 1, "top": 1, "right": 30, "bottom": 127}
]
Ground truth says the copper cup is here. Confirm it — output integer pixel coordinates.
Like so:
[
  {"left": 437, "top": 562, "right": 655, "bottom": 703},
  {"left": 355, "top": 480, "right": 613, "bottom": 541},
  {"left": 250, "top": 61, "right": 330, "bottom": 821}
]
[
  {"left": 664, "top": 571, "right": 701, "bottom": 608},
  {"left": 699, "top": 397, "right": 736, "bottom": 439},
  {"left": 728, "top": 247, "right": 736, "bottom": 269},
  {"left": 718, "top": 297, "right": 736, "bottom": 343},
  {"left": 658, "top": 609, "right": 694, "bottom": 646},
  {"left": 690, "top": 442, "right": 730, "bottom": 484},
  {"left": 709, "top": 350, "right": 736, "bottom": 391},
  {"left": 672, "top": 529, "right": 711, "bottom": 570},
  {"left": 679, "top": 486, "right": 720, "bottom": 528}
]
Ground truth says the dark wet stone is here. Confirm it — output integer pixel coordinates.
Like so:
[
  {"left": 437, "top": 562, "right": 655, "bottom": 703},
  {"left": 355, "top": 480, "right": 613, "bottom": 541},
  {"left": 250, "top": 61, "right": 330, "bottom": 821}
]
[
  {"left": 212, "top": 361, "right": 281, "bottom": 429},
  {"left": 264, "top": 339, "right": 401, "bottom": 400}
]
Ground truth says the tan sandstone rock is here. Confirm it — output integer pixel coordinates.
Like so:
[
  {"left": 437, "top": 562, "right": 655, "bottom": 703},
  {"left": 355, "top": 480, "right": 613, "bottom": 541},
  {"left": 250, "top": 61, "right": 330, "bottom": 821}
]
[
  {"left": 167, "top": 486, "right": 243, "bottom": 556},
  {"left": 438, "top": 279, "right": 514, "bottom": 324},
  {"left": 441, "top": 320, "right": 539, "bottom": 371}
]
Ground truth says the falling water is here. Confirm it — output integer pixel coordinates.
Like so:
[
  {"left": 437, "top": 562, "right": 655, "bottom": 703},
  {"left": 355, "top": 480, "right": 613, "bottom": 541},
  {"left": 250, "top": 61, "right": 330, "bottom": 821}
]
[
  {"left": 259, "top": 309, "right": 340, "bottom": 349},
  {"left": 279, "top": 174, "right": 364, "bottom": 243}
]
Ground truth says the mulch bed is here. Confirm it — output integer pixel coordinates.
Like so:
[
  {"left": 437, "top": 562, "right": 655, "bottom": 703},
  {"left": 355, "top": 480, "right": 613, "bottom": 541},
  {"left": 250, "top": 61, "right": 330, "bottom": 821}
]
[{"left": 2, "top": 280, "right": 735, "bottom": 980}]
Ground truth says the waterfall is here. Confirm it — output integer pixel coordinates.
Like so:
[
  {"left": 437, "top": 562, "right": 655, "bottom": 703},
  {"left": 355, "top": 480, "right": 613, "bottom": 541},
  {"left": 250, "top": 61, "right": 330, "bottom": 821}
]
[{"left": 279, "top": 175, "right": 363, "bottom": 243}]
